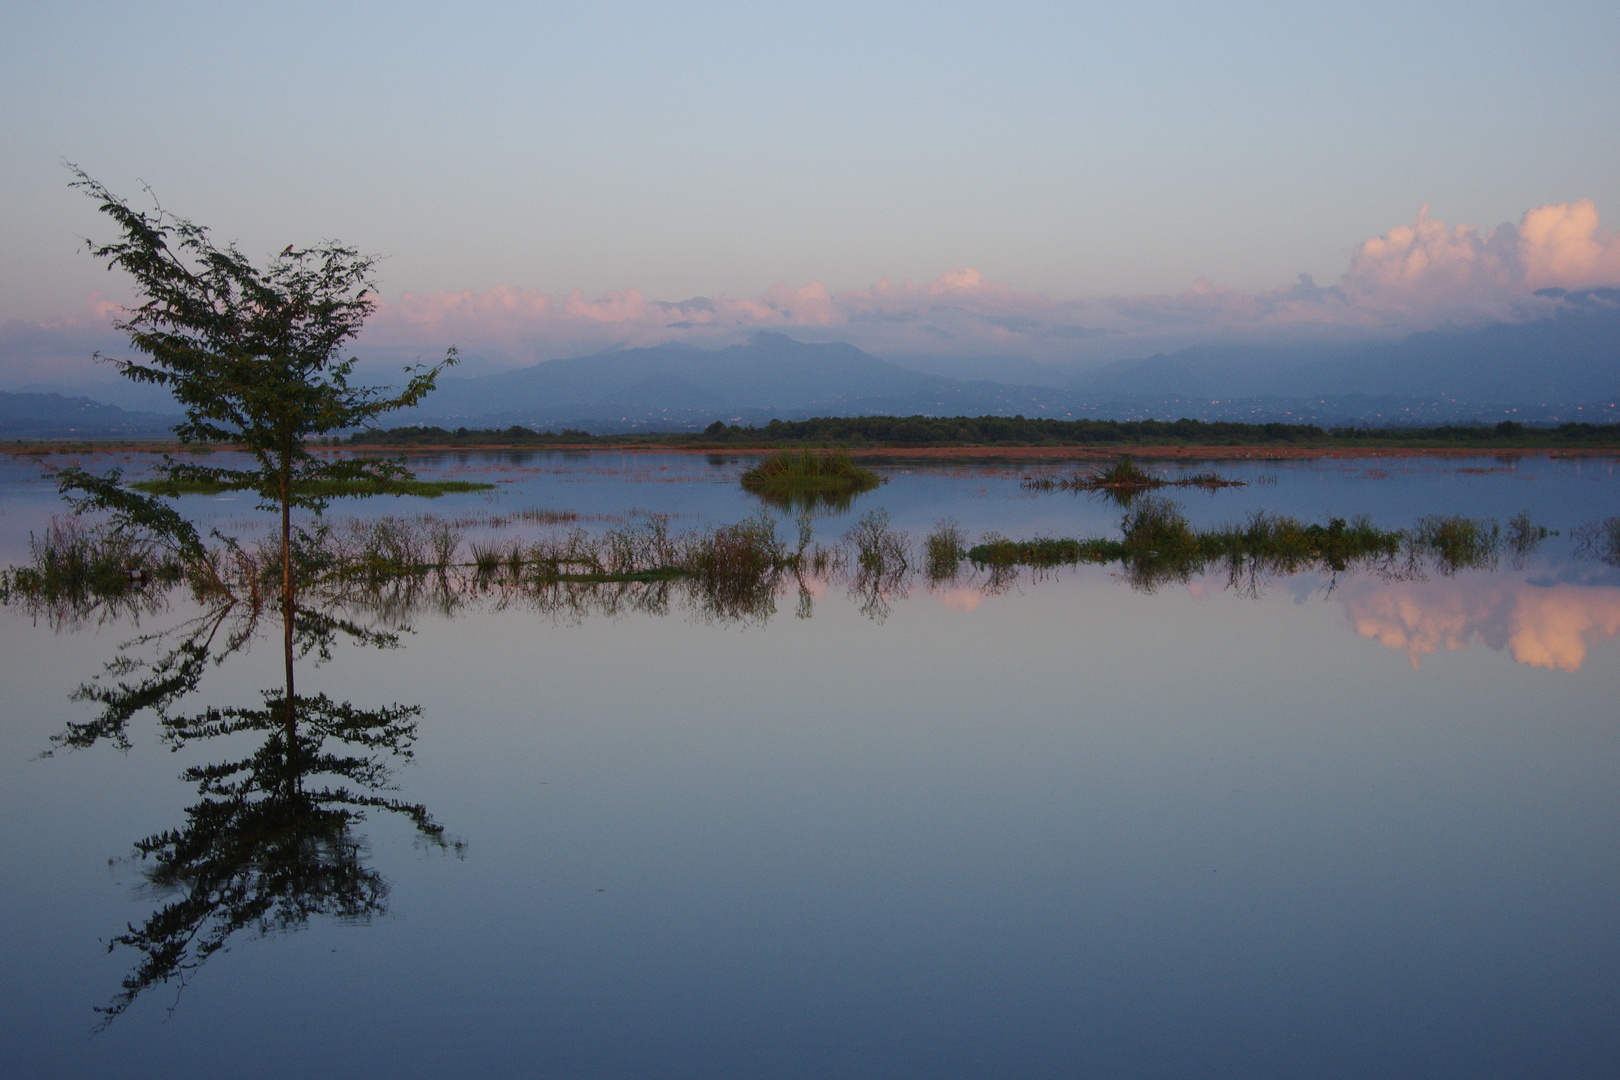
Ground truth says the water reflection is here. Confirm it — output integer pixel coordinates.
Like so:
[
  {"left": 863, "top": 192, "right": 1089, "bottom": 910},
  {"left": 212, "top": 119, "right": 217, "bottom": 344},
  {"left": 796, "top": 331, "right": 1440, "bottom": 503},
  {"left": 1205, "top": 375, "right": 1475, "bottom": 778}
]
[
  {"left": 40, "top": 593, "right": 455, "bottom": 1028},
  {"left": 1342, "top": 578, "right": 1620, "bottom": 671}
]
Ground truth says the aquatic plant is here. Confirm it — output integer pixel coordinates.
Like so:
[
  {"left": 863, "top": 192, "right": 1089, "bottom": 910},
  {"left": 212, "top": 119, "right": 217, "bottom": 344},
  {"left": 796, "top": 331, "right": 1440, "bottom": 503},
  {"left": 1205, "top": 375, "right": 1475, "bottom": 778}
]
[
  {"left": 1413, "top": 515, "right": 1501, "bottom": 574},
  {"left": 966, "top": 536, "right": 1111, "bottom": 567},
  {"left": 739, "top": 450, "right": 881, "bottom": 510},
  {"left": 924, "top": 519, "right": 966, "bottom": 580},
  {"left": 1022, "top": 456, "right": 1245, "bottom": 501}
]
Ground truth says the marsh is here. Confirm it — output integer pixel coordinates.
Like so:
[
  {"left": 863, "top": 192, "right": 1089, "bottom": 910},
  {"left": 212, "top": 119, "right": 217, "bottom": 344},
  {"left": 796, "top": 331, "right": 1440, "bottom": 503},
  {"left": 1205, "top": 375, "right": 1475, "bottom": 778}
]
[{"left": 3, "top": 448, "right": 1619, "bottom": 1079}]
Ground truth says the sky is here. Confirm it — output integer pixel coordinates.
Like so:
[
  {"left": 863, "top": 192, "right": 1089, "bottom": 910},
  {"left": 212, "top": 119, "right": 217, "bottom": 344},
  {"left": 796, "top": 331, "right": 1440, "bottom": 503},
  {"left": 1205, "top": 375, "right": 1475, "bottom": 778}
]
[{"left": 3, "top": 0, "right": 1618, "bottom": 378}]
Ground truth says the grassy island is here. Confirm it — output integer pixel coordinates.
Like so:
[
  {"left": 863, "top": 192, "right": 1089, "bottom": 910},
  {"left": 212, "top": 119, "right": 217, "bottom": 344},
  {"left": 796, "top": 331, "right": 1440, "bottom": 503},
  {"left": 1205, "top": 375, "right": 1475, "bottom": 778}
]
[{"left": 739, "top": 450, "right": 881, "bottom": 509}]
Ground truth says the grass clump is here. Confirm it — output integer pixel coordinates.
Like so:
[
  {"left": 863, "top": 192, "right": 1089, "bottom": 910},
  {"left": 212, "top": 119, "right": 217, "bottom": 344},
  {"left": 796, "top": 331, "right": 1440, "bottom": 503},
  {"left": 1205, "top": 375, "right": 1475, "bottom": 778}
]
[
  {"left": 739, "top": 450, "right": 880, "bottom": 510},
  {"left": 1, "top": 515, "right": 181, "bottom": 605},
  {"left": 924, "top": 519, "right": 966, "bottom": 580},
  {"left": 966, "top": 536, "right": 1105, "bottom": 567},
  {"left": 1023, "top": 455, "right": 1244, "bottom": 499},
  {"left": 1413, "top": 515, "right": 1501, "bottom": 574}
]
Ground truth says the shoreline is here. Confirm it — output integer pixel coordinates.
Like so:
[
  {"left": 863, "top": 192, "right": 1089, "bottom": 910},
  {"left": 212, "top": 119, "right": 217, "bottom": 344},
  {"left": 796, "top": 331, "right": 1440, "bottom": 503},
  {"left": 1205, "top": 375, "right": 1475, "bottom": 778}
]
[{"left": 8, "top": 441, "right": 1620, "bottom": 462}]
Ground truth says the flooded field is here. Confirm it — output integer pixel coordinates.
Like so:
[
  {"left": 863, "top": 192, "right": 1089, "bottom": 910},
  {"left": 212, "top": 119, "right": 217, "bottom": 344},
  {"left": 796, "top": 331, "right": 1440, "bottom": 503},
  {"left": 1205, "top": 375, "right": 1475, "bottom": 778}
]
[{"left": 3, "top": 448, "right": 1619, "bottom": 1078}]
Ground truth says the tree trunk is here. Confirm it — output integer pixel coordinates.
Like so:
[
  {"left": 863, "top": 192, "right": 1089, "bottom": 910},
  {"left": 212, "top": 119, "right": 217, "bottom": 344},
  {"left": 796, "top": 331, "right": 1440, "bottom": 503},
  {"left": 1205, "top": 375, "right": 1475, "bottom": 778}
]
[{"left": 281, "top": 471, "right": 295, "bottom": 736}]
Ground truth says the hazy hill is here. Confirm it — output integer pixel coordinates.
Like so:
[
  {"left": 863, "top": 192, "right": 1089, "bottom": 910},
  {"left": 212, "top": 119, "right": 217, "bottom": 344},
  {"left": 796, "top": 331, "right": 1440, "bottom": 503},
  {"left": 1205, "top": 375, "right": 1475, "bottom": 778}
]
[
  {"left": 0, "top": 391, "right": 181, "bottom": 438},
  {"left": 1068, "top": 289, "right": 1620, "bottom": 404},
  {"left": 398, "top": 332, "right": 1105, "bottom": 429},
  {"left": 5, "top": 293, "right": 1616, "bottom": 435}
]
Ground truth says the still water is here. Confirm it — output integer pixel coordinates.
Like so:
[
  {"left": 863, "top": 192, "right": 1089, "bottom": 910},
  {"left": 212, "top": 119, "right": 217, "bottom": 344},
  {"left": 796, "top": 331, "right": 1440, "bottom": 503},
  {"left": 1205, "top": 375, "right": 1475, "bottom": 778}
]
[{"left": 2, "top": 449, "right": 1618, "bottom": 1078}]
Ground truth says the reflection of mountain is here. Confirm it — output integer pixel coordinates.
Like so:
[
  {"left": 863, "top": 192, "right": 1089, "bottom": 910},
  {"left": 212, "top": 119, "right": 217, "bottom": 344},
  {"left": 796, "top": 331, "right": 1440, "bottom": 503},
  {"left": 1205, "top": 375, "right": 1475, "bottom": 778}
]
[{"left": 1341, "top": 579, "right": 1620, "bottom": 671}]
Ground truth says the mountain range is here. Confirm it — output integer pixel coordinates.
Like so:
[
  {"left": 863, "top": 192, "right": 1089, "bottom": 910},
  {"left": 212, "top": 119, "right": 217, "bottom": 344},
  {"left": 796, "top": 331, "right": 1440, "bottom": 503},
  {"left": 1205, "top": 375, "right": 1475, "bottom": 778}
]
[{"left": 3, "top": 288, "right": 1615, "bottom": 436}]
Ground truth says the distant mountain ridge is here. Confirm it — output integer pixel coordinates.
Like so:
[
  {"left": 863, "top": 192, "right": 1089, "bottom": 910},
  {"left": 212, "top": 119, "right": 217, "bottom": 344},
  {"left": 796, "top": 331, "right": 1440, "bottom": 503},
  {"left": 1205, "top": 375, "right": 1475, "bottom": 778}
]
[
  {"left": 0, "top": 391, "right": 181, "bottom": 438},
  {"left": 395, "top": 333, "right": 1097, "bottom": 430},
  {"left": 1068, "top": 288, "right": 1620, "bottom": 404},
  {"left": 3, "top": 292, "right": 1616, "bottom": 435}
]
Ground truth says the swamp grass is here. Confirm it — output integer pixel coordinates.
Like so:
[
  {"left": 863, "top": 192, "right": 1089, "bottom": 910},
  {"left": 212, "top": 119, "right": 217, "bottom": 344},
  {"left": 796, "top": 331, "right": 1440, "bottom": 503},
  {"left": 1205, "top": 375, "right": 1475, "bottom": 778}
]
[
  {"left": 739, "top": 450, "right": 881, "bottom": 511},
  {"left": 0, "top": 492, "right": 1578, "bottom": 628},
  {"left": 964, "top": 497, "right": 1517, "bottom": 592},
  {"left": 1023, "top": 455, "right": 1246, "bottom": 498}
]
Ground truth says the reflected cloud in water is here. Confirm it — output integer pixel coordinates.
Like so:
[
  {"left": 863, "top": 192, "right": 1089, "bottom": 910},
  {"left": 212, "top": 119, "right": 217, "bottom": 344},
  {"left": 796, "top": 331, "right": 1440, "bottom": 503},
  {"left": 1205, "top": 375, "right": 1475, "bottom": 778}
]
[
  {"left": 934, "top": 587, "right": 984, "bottom": 612},
  {"left": 1342, "top": 578, "right": 1620, "bottom": 671}
]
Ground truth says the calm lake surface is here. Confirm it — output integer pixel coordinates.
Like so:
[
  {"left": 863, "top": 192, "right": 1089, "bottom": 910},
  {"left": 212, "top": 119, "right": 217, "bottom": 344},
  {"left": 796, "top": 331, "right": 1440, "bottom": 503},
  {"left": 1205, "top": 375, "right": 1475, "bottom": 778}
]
[{"left": 3, "top": 449, "right": 1618, "bottom": 1078}]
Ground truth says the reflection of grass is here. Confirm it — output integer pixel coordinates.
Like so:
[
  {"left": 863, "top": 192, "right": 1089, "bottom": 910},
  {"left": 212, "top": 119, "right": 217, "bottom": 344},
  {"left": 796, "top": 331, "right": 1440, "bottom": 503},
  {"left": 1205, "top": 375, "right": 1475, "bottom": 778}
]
[
  {"left": 1414, "top": 515, "right": 1500, "bottom": 574},
  {"left": 967, "top": 536, "right": 1117, "bottom": 567},
  {"left": 131, "top": 478, "right": 495, "bottom": 498},
  {"left": 1574, "top": 517, "right": 1620, "bottom": 567},
  {"left": 1023, "top": 455, "right": 1245, "bottom": 497},
  {"left": 740, "top": 450, "right": 880, "bottom": 511},
  {"left": 967, "top": 498, "right": 1429, "bottom": 592},
  {"left": 925, "top": 519, "right": 966, "bottom": 580},
  {"left": 1, "top": 516, "right": 181, "bottom": 603}
]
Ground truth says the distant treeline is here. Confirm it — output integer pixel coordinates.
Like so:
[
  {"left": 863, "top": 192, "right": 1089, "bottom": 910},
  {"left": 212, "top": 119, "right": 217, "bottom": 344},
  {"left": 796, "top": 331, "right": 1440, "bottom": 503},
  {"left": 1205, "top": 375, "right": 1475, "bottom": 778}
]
[{"left": 345, "top": 415, "right": 1620, "bottom": 449}]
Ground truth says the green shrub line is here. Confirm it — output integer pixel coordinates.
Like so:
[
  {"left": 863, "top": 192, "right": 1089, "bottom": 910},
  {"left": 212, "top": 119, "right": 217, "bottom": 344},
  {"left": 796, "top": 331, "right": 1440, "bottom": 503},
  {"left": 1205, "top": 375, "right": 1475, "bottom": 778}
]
[{"left": 346, "top": 415, "right": 1620, "bottom": 450}]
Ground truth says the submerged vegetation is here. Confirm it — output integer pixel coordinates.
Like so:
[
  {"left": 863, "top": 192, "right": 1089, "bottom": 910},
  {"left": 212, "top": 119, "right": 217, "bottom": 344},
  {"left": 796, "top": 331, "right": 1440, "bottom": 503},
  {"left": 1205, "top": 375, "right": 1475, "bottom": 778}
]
[{"left": 739, "top": 449, "right": 881, "bottom": 510}]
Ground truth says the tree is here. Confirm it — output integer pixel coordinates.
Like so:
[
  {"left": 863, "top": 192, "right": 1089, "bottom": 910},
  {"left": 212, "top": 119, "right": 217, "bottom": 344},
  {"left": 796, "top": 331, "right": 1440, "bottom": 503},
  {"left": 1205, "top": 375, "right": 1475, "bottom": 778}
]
[{"left": 68, "top": 166, "right": 455, "bottom": 722}]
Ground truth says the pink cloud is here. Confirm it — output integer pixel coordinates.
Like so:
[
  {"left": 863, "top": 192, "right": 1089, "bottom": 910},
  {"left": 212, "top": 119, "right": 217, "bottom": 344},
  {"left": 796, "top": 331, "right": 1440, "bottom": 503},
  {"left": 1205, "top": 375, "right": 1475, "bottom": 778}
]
[
  {"left": 10, "top": 201, "right": 1617, "bottom": 378},
  {"left": 357, "top": 200, "right": 1620, "bottom": 364},
  {"left": 1341, "top": 578, "right": 1620, "bottom": 672}
]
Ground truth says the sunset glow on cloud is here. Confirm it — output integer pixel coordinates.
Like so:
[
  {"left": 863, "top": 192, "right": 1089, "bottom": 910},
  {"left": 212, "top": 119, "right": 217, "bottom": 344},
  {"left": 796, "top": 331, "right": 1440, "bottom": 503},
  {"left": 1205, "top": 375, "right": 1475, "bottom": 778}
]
[
  {"left": 7, "top": 201, "right": 1618, "bottom": 381},
  {"left": 354, "top": 200, "right": 1620, "bottom": 365}
]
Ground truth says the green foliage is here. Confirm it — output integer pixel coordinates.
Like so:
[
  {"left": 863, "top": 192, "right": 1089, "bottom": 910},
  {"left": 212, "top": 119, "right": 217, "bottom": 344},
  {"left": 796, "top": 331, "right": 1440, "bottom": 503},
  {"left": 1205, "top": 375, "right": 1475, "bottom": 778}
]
[
  {"left": 67, "top": 167, "right": 458, "bottom": 640},
  {"left": 966, "top": 536, "right": 1105, "bottom": 567},
  {"left": 739, "top": 449, "right": 881, "bottom": 510},
  {"left": 924, "top": 519, "right": 966, "bottom": 580},
  {"left": 0, "top": 514, "right": 181, "bottom": 612},
  {"left": 1412, "top": 515, "right": 1501, "bottom": 574}
]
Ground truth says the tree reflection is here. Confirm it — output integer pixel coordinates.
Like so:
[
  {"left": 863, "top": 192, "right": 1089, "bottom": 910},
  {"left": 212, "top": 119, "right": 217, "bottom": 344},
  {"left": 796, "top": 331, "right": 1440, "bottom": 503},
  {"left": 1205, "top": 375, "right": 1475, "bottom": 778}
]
[
  {"left": 97, "top": 689, "right": 453, "bottom": 1028},
  {"left": 36, "top": 589, "right": 456, "bottom": 1029}
]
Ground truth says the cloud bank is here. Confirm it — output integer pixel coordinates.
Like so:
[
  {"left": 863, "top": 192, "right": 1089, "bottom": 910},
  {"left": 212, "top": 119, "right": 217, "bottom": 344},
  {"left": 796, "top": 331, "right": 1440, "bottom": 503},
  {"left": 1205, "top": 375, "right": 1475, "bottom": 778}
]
[
  {"left": 362, "top": 200, "right": 1620, "bottom": 365},
  {"left": 7, "top": 201, "right": 1619, "bottom": 382}
]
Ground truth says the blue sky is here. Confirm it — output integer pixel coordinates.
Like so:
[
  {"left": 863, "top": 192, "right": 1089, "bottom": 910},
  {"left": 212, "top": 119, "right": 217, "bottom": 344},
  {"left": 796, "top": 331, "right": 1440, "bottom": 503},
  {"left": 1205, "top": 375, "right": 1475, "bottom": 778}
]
[{"left": 2, "top": 0, "right": 1617, "bottom": 367}]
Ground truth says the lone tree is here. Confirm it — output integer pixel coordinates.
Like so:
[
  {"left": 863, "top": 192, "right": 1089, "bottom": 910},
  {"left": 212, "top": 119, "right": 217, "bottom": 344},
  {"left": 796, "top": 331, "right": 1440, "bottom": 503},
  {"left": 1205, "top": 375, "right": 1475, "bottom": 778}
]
[{"left": 67, "top": 166, "right": 455, "bottom": 711}]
